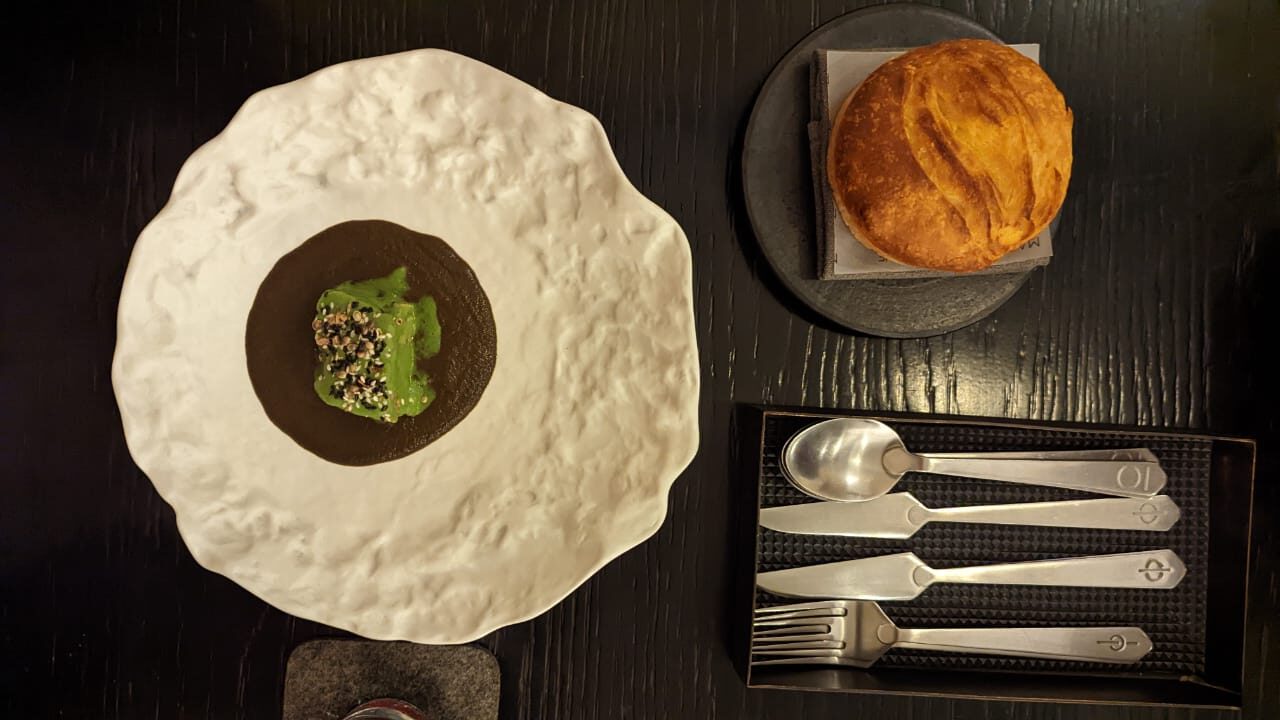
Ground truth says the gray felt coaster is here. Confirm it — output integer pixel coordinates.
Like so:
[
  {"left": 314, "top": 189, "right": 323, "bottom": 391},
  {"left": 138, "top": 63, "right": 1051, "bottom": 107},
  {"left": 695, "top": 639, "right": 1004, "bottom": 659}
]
[{"left": 283, "top": 640, "right": 499, "bottom": 720}]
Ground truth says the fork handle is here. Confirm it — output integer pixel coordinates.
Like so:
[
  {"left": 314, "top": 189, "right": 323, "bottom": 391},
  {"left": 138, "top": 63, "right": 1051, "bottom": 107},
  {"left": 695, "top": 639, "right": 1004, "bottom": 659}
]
[{"left": 892, "top": 626, "right": 1152, "bottom": 664}]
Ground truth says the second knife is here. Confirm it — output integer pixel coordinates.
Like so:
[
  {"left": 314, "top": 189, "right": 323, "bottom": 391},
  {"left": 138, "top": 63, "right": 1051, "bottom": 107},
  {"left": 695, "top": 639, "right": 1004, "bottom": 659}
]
[{"left": 760, "top": 494, "right": 1181, "bottom": 538}]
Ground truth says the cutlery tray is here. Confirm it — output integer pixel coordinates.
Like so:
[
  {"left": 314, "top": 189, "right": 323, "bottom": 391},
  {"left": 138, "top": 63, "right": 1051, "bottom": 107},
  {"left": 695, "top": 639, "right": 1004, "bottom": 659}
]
[{"left": 743, "top": 407, "right": 1255, "bottom": 708}]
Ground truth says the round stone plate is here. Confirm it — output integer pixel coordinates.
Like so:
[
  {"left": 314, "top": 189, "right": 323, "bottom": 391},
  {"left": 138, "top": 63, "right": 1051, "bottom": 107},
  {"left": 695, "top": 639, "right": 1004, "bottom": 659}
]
[
  {"left": 742, "top": 5, "right": 1038, "bottom": 338},
  {"left": 112, "top": 50, "right": 699, "bottom": 643}
]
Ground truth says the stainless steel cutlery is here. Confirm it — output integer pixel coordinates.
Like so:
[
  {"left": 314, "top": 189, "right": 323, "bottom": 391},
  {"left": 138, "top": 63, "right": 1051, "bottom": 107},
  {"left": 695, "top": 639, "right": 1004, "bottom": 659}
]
[
  {"left": 752, "top": 600, "right": 1153, "bottom": 668},
  {"left": 755, "top": 421, "right": 1183, "bottom": 670},
  {"left": 760, "top": 493, "right": 1181, "bottom": 538},
  {"left": 756, "top": 550, "right": 1186, "bottom": 601}
]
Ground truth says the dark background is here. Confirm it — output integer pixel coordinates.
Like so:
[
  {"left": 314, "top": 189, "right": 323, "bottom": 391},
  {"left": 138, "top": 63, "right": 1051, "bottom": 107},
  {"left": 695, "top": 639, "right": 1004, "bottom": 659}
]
[{"left": 3, "top": 0, "right": 1278, "bottom": 718}]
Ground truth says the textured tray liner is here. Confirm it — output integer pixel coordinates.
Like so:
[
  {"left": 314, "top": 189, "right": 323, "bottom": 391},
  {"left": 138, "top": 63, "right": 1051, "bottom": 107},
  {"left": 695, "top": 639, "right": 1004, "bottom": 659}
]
[{"left": 755, "top": 413, "right": 1210, "bottom": 676}]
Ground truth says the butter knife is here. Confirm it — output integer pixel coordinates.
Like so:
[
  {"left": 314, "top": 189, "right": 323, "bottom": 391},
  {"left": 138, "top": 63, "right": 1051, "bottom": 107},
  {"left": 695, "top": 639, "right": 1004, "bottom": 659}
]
[
  {"left": 760, "top": 494, "right": 1181, "bottom": 538},
  {"left": 756, "top": 550, "right": 1187, "bottom": 601}
]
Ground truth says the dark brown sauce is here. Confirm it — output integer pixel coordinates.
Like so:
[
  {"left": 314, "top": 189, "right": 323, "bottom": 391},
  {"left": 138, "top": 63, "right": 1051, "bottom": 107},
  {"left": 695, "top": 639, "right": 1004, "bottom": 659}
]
[{"left": 245, "top": 220, "right": 497, "bottom": 466}]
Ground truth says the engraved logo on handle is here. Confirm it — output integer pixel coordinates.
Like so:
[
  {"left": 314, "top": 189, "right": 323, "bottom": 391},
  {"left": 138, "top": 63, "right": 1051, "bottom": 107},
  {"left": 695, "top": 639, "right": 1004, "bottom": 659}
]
[
  {"left": 1116, "top": 464, "right": 1153, "bottom": 492},
  {"left": 1133, "top": 502, "right": 1161, "bottom": 525},
  {"left": 1097, "top": 634, "right": 1132, "bottom": 652},
  {"left": 1139, "top": 558, "right": 1173, "bottom": 582}
]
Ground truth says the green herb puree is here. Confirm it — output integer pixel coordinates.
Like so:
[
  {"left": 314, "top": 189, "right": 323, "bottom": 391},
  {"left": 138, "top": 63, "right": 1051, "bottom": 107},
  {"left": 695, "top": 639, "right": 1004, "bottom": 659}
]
[{"left": 312, "top": 267, "right": 441, "bottom": 422}]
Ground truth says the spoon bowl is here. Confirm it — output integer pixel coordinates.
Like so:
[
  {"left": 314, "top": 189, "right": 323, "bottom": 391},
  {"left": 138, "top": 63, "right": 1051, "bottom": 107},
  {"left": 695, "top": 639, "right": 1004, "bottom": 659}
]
[{"left": 781, "top": 419, "right": 905, "bottom": 502}]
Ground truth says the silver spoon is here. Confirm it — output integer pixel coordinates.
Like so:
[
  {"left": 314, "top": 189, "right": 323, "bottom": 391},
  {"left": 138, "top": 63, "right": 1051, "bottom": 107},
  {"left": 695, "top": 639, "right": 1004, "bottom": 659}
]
[{"left": 781, "top": 418, "right": 1167, "bottom": 503}]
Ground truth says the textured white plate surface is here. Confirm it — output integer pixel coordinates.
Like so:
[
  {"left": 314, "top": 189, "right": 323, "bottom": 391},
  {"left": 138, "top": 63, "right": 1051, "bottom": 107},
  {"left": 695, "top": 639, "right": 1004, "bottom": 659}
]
[{"left": 112, "top": 49, "right": 700, "bottom": 643}]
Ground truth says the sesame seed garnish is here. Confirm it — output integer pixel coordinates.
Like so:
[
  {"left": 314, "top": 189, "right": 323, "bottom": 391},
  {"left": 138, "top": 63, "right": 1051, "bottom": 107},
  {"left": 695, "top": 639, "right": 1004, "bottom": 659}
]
[{"left": 315, "top": 299, "right": 394, "bottom": 415}]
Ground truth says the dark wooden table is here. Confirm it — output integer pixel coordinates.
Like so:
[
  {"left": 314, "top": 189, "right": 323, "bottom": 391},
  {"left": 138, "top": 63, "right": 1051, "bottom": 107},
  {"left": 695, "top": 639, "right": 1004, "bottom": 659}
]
[{"left": 3, "top": 1, "right": 1278, "bottom": 717}]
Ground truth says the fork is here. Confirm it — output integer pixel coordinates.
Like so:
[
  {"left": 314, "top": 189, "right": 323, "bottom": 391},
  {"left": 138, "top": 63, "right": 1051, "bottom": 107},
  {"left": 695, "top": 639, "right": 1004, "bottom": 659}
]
[{"left": 752, "top": 600, "right": 1152, "bottom": 668}]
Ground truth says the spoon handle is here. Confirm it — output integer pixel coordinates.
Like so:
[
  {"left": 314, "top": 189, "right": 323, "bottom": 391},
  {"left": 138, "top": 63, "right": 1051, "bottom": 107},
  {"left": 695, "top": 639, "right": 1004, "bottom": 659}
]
[
  {"left": 924, "top": 448, "right": 1156, "bottom": 463},
  {"left": 915, "top": 455, "right": 1166, "bottom": 498}
]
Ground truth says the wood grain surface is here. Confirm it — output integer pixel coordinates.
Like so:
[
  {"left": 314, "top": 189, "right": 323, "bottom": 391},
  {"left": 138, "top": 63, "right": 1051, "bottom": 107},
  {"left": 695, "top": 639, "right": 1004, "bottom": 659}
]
[{"left": 2, "top": 1, "right": 1278, "bottom": 718}]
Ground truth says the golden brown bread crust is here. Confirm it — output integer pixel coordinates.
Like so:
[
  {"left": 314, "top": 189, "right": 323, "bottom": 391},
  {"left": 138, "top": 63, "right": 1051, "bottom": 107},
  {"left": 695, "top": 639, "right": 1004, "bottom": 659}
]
[{"left": 827, "top": 39, "right": 1073, "bottom": 272}]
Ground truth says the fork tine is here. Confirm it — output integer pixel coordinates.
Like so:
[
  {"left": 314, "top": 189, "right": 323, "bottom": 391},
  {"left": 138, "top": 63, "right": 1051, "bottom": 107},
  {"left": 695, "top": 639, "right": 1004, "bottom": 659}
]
[
  {"left": 752, "top": 623, "right": 831, "bottom": 637},
  {"left": 751, "top": 656, "right": 868, "bottom": 668},
  {"left": 753, "top": 614, "right": 835, "bottom": 628},
  {"left": 752, "top": 638, "right": 844, "bottom": 649},
  {"left": 751, "top": 646, "right": 845, "bottom": 656},
  {"left": 754, "top": 600, "right": 845, "bottom": 616},
  {"left": 753, "top": 607, "right": 847, "bottom": 623},
  {"left": 753, "top": 611, "right": 840, "bottom": 625}
]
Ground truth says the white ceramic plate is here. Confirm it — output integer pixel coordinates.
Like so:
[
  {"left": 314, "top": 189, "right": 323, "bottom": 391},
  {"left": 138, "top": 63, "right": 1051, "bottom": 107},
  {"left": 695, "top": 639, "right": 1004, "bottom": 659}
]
[{"left": 112, "top": 50, "right": 700, "bottom": 643}]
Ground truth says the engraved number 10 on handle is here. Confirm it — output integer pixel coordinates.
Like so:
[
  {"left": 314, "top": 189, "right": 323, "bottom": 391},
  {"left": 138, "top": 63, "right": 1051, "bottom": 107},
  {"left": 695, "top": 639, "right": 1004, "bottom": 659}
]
[{"left": 1116, "top": 464, "right": 1156, "bottom": 493}]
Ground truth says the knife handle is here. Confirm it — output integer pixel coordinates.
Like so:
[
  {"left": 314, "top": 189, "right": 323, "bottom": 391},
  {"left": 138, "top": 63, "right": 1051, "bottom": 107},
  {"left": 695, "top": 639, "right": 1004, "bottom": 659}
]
[
  {"left": 930, "top": 495, "right": 1181, "bottom": 532},
  {"left": 927, "top": 550, "right": 1186, "bottom": 590},
  {"left": 891, "top": 626, "right": 1152, "bottom": 664},
  {"left": 915, "top": 455, "right": 1166, "bottom": 498}
]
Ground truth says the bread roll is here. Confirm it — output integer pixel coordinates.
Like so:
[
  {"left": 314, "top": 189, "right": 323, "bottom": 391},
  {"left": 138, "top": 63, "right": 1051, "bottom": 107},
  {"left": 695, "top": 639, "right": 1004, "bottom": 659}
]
[{"left": 827, "top": 39, "right": 1073, "bottom": 272}]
